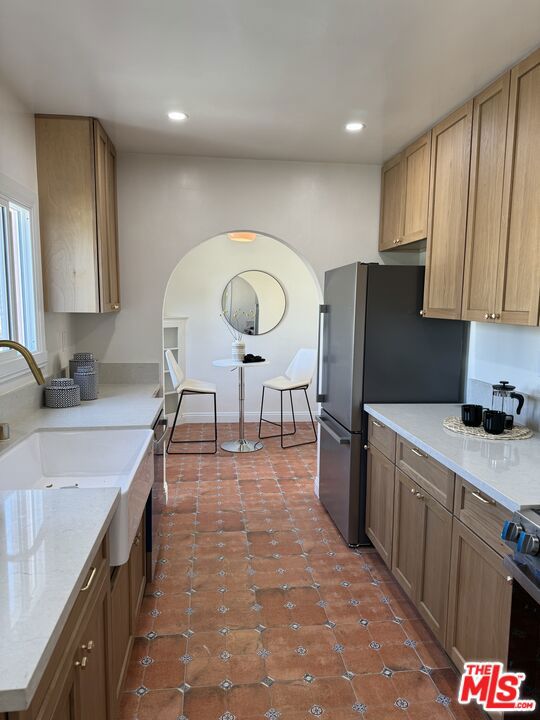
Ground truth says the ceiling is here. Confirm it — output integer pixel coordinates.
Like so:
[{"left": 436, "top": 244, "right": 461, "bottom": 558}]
[{"left": 1, "top": 0, "right": 539, "bottom": 163}]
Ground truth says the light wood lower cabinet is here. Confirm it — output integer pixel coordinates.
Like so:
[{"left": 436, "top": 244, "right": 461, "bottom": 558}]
[
  {"left": 365, "top": 445, "right": 395, "bottom": 566},
  {"left": 110, "top": 563, "right": 132, "bottom": 710},
  {"left": 9, "top": 515, "right": 148, "bottom": 720},
  {"left": 391, "top": 469, "right": 422, "bottom": 599},
  {"left": 446, "top": 518, "right": 512, "bottom": 668},
  {"left": 77, "top": 570, "right": 111, "bottom": 720},
  {"left": 129, "top": 518, "right": 146, "bottom": 631},
  {"left": 391, "top": 469, "right": 452, "bottom": 643}
]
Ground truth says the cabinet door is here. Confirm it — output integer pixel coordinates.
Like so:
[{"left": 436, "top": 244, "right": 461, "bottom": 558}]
[
  {"left": 366, "top": 445, "right": 395, "bottom": 566},
  {"left": 402, "top": 131, "right": 431, "bottom": 244},
  {"left": 379, "top": 153, "right": 404, "bottom": 251},
  {"left": 496, "top": 47, "right": 540, "bottom": 326},
  {"left": 129, "top": 519, "right": 146, "bottom": 631},
  {"left": 94, "top": 121, "right": 120, "bottom": 313},
  {"left": 77, "top": 572, "right": 110, "bottom": 720},
  {"left": 446, "top": 519, "right": 512, "bottom": 669},
  {"left": 391, "top": 469, "right": 422, "bottom": 598},
  {"left": 462, "top": 74, "right": 510, "bottom": 322},
  {"left": 110, "top": 563, "right": 132, "bottom": 705},
  {"left": 45, "top": 666, "right": 80, "bottom": 720},
  {"left": 423, "top": 101, "right": 473, "bottom": 319},
  {"left": 416, "top": 490, "right": 452, "bottom": 643}
]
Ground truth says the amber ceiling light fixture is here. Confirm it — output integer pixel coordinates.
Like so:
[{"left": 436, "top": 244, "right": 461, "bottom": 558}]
[{"left": 228, "top": 232, "right": 257, "bottom": 243}]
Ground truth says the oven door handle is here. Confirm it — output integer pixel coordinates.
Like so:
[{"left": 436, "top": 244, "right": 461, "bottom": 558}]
[{"left": 503, "top": 554, "right": 540, "bottom": 605}]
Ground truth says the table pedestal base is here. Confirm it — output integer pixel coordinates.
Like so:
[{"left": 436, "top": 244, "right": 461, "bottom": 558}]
[{"left": 221, "top": 439, "right": 263, "bottom": 453}]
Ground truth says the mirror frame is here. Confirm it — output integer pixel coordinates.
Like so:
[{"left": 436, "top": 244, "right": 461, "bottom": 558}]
[{"left": 221, "top": 269, "right": 287, "bottom": 336}]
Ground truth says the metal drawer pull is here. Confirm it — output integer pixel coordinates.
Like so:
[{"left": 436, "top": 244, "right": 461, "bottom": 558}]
[
  {"left": 411, "top": 447, "right": 427, "bottom": 458},
  {"left": 372, "top": 419, "right": 384, "bottom": 429},
  {"left": 80, "top": 566, "right": 97, "bottom": 592},
  {"left": 75, "top": 656, "right": 88, "bottom": 669},
  {"left": 471, "top": 490, "right": 495, "bottom": 505}
]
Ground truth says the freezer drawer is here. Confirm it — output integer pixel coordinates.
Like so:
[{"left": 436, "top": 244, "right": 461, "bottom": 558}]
[{"left": 317, "top": 413, "right": 366, "bottom": 546}]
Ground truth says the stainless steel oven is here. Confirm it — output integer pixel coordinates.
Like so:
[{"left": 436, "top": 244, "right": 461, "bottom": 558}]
[
  {"left": 145, "top": 410, "right": 168, "bottom": 581},
  {"left": 502, "top": 509, "right": 540, "bottom": 710}
]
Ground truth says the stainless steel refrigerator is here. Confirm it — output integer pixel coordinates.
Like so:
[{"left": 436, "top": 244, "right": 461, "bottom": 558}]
[{"left": 316, "top": 263, "right": 466, "bottom": 546}]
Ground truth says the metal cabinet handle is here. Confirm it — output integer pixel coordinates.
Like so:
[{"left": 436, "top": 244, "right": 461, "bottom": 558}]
[
  {"left": 81, "top": 640, "right": 94, "bottom": 653},
  {"left": 316, "top": 416, "right": 350, "bottom": 445},
  {"left": 471, "top": 490, "right": 495, "bottom": 505},
  {"left": 484, "top": 313, "right": 490, "bottom": 320},
  {"left": 80, "top": 566, "right": 97, "bottom": 592},
  {"left": 112, "top": 303, "right": 120, "bottom": 310},
  {"left": 371, "top": 419, "right": 384, "bottom": 429},
  {"left": 506, "top": 576, "right": 513, "bottom": 584},
  {"left": 316, "top": 304, "right": 329, "bottom": 402},
  {"left": 410, "top": 447, "right": 427, "bottom": 458},
  {"left": 416, "top": 492, "right": 425, "bottom": 500},
  {"left": 75, "top": 656, "right": 88, "bottom": 670},
  {"left": 419, "top": 309, "right": 425, "bottom": 317},
  {"left": 410, "top": 487, "right": 416, "bottom": 494}
]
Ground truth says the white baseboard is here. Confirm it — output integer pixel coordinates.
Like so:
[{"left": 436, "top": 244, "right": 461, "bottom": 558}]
[{"left": 166, "top": 410, "right": 313, "bottom": 424}]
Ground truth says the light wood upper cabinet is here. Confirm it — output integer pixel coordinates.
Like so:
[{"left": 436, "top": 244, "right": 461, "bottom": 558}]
[
  {"left": 496, "top": 47, "right": 540, "bottom": 326},
  {"left": 35, "top": 115, "right": 121, "bottom": 314},
  {"left": 446, "top": 518, "right": 512, "bottom": 669},
  {"left": 366, "top": 445, "right": 395, "bottom": 566},
  {"left": 379, "top": 153, "right": 404, "bottom": 251},
  {"left": 401, "top": 131, "right": 431, "bottom": 244},
  {"left": 462, "top": 74, "right": 510, "bottom": 322},
  {"left": 423, "top": 101, "right": 473, "bottom": 319}
]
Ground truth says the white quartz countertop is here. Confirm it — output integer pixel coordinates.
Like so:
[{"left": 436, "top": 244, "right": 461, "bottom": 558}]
[
  {"left": 1, "top": 383, "right": 163, "bottom": 456},
  {"left": 364, "top": 403, "right": 540, "bottom": 512},
  {"left": 0, "top": 488, "right": 119, "bottom": 712}
]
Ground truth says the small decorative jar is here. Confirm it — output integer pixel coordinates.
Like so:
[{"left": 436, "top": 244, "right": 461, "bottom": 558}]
[
  {"left": 69, "top": 351, "right": 99, "bottom": 387},
  {"left": 232, "top": 340, "right": 245, "bottom": 362},
  {"left": 73, "top": 365, "right": 98, "bottom": 401},
  {"left": 45, "top": 377, "right": 81, "bottom": 408}
]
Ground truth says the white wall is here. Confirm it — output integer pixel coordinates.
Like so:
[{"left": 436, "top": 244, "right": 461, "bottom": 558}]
[
  {"left": 164, "top": 233, "right": 320, "bottom": 420},
  {"left": 0, "top": 74, "right": 75, "bottom": 393},
  {"left": 74, "top": 154, "right": 403, "bottom": 367}
]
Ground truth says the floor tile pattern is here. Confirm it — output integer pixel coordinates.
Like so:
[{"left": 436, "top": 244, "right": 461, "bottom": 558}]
[{"left": 120, "top": 423, "right": 486, "bottom": 720}]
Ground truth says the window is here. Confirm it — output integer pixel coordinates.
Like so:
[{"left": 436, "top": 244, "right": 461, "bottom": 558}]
[{"left": 0, "top": 178, "right": 46, "bottom": 383}]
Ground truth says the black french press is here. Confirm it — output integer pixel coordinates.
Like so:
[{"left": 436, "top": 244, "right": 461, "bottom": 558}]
[{"left": 491, "top": 381, "right": 525, "bottom": 429}]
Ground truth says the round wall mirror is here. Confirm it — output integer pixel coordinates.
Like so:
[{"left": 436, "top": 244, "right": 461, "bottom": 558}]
[{"left": 221, "top": 270, "right": 286, "bottom": 335}]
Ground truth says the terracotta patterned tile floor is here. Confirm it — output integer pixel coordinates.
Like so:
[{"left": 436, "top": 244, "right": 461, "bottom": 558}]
[{"left": 120, "top": 422, "right": 486, "bottom": 720}]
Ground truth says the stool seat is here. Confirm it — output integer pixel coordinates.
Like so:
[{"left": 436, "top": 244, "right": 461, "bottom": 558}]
[
  {"left": 263, "top": 375, "right": 307, "bottom": 391},
  {"left": 181, "top": 378, "right": 217, "bottom": 394}
]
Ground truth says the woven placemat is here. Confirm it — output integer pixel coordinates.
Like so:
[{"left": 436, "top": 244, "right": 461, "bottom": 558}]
[{"left": 443, "top": 416, "right": 533, "bottom": 441}]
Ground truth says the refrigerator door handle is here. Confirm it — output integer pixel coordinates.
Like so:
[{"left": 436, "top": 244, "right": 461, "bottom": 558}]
[
  {"left": 316, "top": 304, "right": 329, "bottom": 402},
  {"left": 316, "top": 415, "right": 350, "bottom": 445}
]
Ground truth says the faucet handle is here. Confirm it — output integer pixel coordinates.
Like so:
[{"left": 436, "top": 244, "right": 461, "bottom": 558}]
[{"left": 0, "top": 423, "right": 10, "bottom": 441}]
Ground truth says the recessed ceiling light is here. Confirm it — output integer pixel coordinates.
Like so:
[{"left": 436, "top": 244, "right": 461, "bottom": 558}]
[
  {"left": 228, "top": 232, "right": 257, "bottom": 243},
  {"left": 345, "top": 121, "right": 365, "bottom": 133},
  {"left": 168, "top": 111, "right": 188, "bottom": 121}
]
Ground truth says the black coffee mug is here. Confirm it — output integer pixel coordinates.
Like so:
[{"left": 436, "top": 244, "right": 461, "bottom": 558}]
[
  {"left": 483, "top": 410, "right": 507, "bottom": 435},
  {"left": 461, "top": 404, "right": 483, "bottom": 427}
]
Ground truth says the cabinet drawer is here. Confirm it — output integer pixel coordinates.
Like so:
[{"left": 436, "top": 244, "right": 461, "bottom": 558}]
[
  {"left": 454, "top": 477, "right": 512, "bottom": 556},
  {"left": 368, "top": 415, "right": 396, "bottom": 462},
  {"left": 396, "top": 437, "right": 454, "bottom": 509}
]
